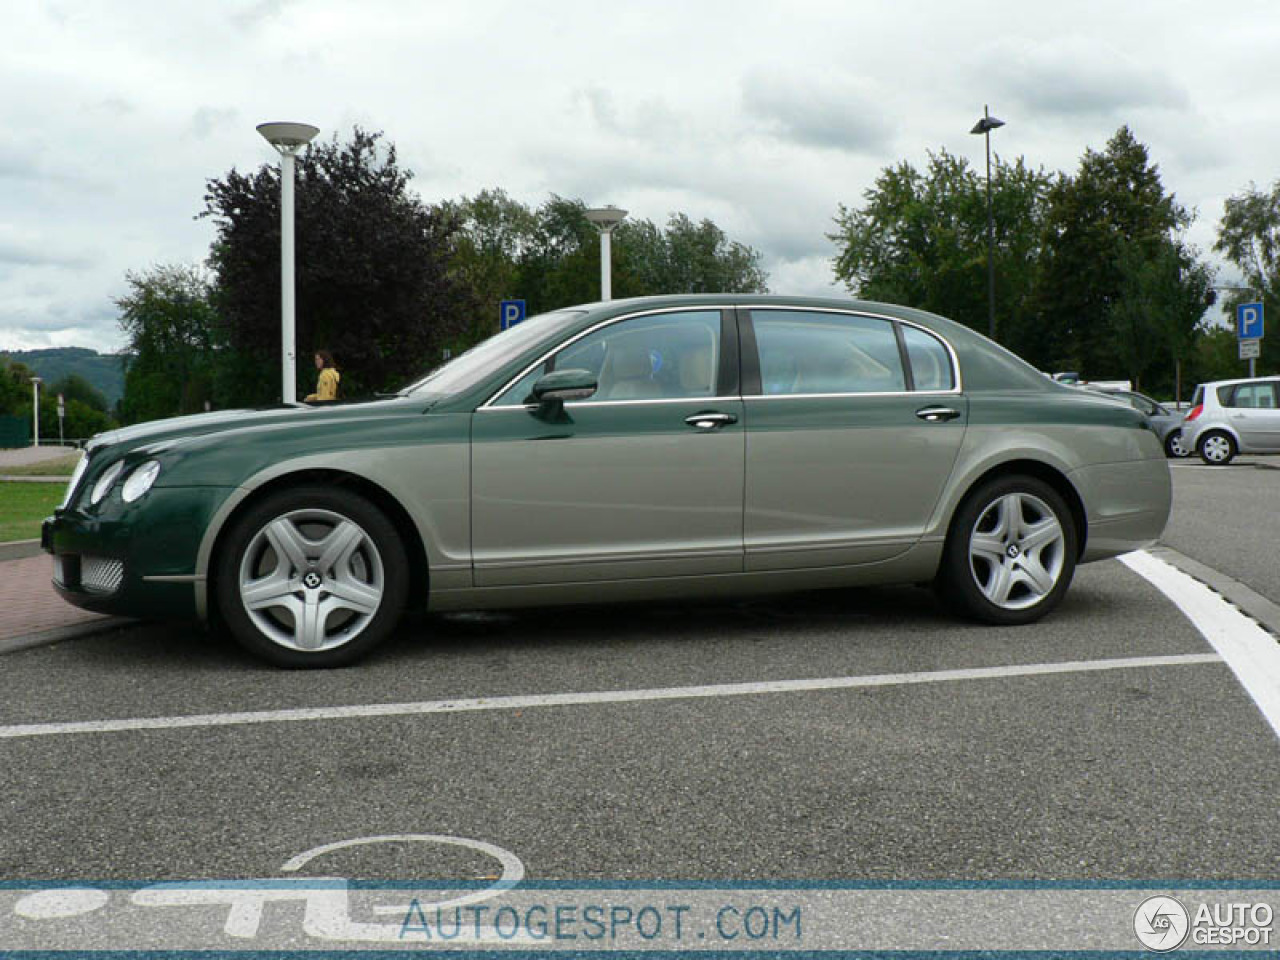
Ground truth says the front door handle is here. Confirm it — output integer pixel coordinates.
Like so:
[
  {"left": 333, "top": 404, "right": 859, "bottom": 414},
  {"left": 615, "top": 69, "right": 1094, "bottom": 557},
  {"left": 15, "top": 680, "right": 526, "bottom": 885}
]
[
  {"left": 916, "top": 405, "right": 961, "bottom": 423},
  {"left": 685, "top": 411, "right": 738, "bottom": 430}
]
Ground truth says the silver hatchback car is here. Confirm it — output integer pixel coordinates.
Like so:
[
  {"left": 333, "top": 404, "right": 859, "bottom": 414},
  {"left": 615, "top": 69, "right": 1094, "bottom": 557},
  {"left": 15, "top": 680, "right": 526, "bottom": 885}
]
[{"left": 1183, "top": 375, "right": 1280, "bottom": 465}]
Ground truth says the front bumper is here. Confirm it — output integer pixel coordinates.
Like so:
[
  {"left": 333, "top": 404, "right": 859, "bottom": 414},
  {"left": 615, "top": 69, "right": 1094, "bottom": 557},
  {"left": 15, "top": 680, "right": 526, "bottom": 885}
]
[{"left": 42, "top": 486, "right": 233, "bottom": 621}]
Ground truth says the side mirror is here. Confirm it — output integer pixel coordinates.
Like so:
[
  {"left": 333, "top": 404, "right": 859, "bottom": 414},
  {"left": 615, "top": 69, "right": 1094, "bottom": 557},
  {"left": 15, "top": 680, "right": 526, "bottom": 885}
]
[{"left": 531, "top": 369, "right": 598, "bottom": 403}]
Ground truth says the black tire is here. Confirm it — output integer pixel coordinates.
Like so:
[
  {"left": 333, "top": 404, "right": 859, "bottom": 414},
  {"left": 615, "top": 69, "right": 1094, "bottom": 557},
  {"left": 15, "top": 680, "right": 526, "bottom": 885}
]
[
  {"left": 215, "top": 485, "right": 409, "bottom": 668},
  {"left": 1164, "top": 430, "right": 1190, "bottom": 459},
  {"left": 935, "top": 474, "right": 1078, "bottom": 626},
  {"left": 1197, "top": 430, "right": 1236, "bottom": 466}
]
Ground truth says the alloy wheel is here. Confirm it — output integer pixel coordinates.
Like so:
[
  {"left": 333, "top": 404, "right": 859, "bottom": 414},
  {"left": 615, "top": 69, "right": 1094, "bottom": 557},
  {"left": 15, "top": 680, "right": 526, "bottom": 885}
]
[
  {"left": 237, "top": 508, "right": 385, "bottom": 652},
  {"left": 967, "top": 492, "right": 1066, "bottom": 611}
]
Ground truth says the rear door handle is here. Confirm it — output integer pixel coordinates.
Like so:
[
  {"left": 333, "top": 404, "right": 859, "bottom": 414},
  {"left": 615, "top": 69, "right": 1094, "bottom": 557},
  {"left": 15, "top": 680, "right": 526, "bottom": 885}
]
[
  {"left": 685, "top": 411, "right": 738, "bottom": 430},
  {"left": 916, "top": 406, "right": 961, "bottom": 423}
]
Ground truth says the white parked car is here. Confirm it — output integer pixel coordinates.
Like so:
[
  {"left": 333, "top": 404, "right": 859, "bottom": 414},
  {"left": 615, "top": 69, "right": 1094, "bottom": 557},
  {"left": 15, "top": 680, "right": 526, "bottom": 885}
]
[{"left": 1182, "top": 375, "right": 1280, "bottom": 465}]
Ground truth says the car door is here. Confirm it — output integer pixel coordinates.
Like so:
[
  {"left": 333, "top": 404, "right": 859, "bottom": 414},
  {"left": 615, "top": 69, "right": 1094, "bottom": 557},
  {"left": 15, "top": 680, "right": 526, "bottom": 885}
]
[
  {"left": 740, "top": 307, "right": 968, "bottom": 571},
  {"left": 1228, "top": 381, "right": 1280, "bottom": 451},
  {"left": 470, "top": 308, "right": 745, "bottom": 586}
]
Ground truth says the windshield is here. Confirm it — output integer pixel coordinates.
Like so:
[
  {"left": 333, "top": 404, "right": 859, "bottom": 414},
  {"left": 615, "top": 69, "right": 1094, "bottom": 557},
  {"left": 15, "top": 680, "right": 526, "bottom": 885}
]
[{"left": 404, "top": 310, "right": 586, "bottom": 397}]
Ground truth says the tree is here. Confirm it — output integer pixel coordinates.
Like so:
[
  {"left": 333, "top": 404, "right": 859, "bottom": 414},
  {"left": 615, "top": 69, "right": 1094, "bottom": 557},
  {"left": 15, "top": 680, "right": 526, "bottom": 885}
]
[
  {"left": 621, "top": 213, "right": 768, "bottom": 296},
  {"left": 1215, "top": 180, "right": 1280, "bottom": 373},
  {"left": 450, "top": 192, "right": 769, "bottom": 333},
  {"left": 116, "top": 264, "right": 221, "bottom": 423},
  {"left": 1106, "top": 239, "right": 1215, "bottom": 395},
  {"left": 49, "top": 374, "right": 109, "bottom": 414},
  {"left": 830, "top": 149, "right": 1053, "bottom": 344},
  {"left": 0, "top": 357, "right": 37, "bottom": 416},
  {"left": 1031, "top": 126, "right": 1192, "bottom": 376},
  {"left": 202, "top": 128, "right": 472, "bottom": 401}
]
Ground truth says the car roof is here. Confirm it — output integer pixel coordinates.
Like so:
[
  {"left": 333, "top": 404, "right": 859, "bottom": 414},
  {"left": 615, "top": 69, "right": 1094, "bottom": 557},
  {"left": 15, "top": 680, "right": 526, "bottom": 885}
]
[{"left": 1197, "top": 374, "right": 1280, "bottom": 389}]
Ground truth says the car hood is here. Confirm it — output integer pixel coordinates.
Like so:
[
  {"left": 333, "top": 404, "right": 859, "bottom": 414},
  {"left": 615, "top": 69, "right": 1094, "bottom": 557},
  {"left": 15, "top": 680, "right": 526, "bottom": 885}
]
[{"left": 87, "top": 397, "right": 433, "bottom": 457}]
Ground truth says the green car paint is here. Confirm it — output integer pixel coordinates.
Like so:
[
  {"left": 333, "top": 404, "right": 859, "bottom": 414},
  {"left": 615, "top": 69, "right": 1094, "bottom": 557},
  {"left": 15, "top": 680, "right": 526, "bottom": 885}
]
[{"left": 43, "top": 294, "right": 1170, "bottom": 652}]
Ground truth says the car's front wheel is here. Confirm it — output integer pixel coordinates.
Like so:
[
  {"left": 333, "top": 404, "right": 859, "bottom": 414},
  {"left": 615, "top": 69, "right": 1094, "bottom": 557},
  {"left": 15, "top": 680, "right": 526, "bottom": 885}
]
[
  {"left": 1197, "top": 430, "right": 1236, "bottom": 466},
  {"left": 215, "top": 486, "right": 409, "bottom": 668},
  {"left": 936, "top": 475, "right": 1078, "bottom": 625},
  {"left": 1164, "top": 430, "right": 1190, "bottom": 458}
]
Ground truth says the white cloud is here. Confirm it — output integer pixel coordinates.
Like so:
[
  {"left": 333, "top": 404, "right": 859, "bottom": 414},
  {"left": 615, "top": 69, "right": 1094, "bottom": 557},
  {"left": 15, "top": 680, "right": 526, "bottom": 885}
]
[{"left": 2, "top": 0, "right": 1279, "bottom": 350}]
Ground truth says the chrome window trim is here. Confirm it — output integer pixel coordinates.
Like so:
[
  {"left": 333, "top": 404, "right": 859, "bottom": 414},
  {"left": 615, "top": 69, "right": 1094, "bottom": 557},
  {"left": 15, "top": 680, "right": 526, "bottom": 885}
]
[
  {"left": 476, "top": 303, "right": 964, "bottom": 411},
  {"left": 479, "top": 396, "right": 732, "bottom": 412},
  {"left": 745, "top": 305, "right": 963, "bottom": 397},
  {"left": 477, "top": 305, "right": 735, "bottom": 411}
]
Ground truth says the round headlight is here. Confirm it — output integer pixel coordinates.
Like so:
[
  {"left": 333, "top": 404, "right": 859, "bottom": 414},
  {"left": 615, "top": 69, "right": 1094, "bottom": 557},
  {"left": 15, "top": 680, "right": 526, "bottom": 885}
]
[
  {"left": 90, "top": 461, "right": 125, "bottom": 505},
  {"left": 121, "top": 460, "right": 161, "bottom": 503}
]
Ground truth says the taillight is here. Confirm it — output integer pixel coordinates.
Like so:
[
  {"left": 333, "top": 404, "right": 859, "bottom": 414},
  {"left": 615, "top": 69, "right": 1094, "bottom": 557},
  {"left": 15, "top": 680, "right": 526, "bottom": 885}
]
[{"left": 1185, "top": 404, "right": 1202, "bottom": 421}]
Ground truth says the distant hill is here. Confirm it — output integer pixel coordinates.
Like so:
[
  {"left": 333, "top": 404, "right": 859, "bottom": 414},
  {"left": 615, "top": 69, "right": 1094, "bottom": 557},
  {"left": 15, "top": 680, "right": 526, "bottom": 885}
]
[{"left": 1, "top": 347, "right": 128, "bottom": 407}]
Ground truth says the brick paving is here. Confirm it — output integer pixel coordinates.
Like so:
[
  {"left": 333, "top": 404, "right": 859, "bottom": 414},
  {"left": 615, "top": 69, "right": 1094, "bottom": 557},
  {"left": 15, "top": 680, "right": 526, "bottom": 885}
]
[{"left": 0, "top": 553, "right": 111, "bottom": 643}]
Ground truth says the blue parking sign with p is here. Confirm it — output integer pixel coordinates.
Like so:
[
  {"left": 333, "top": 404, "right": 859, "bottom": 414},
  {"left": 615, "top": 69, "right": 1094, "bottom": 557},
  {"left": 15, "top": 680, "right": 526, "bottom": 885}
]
[
  {"left": 500, "top": 300, "right": 526, "bottom": 331},
  {"left": 1238, "top": 302, "right": 1264, "bottom": 340}
]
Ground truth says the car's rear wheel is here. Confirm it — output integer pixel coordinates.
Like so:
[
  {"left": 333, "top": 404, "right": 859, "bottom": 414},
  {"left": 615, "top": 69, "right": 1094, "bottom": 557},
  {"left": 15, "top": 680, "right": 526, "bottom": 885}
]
[
  {"left": 1164, "top": 430, "right": 1190, "bottom": 458},
  {"left": 936, "top": 474, "right": 1078, "bottom": 625},
  {"left": 215, "top": 486, "right": 409, "bottom": 668},
  {"left": 1197, "top": 430, "right": 1236, "bottom": 465}
]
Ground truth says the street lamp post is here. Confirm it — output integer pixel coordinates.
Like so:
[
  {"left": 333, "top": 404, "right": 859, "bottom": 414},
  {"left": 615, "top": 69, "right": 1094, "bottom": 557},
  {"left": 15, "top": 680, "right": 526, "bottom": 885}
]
[
  {"left": 584, "top": 206, "right": 628, "bottom": 301},
  {"left": 29, "top": 377, "right": 41, "bottom": 448},
  {"left": 257, "top": 121, "right": 320, "bottom": 404},
  {"left": 970, "top": 106, "right": 1005, "bottom": 341}
]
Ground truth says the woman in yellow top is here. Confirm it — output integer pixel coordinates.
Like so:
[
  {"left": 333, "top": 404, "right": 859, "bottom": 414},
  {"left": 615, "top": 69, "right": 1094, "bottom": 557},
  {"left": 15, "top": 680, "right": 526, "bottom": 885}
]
[{"left": 305, "top": 350, "right": 340, "bottom": 402}]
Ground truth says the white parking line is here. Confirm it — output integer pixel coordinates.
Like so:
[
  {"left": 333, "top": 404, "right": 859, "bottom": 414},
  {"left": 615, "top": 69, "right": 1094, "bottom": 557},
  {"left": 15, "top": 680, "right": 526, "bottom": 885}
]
[
  {"left": 0, "top": 652, "right": 1220, "bottom": 740},
  {"left": 1122, "top": 549, "right": 1280, "bottom": 740}
]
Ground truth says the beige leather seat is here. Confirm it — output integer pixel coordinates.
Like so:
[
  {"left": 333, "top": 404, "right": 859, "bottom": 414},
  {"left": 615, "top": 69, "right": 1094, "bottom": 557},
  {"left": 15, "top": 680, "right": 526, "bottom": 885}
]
[
  {"left": 599, "top": 342, "right": 662, "bottom": 400},
  {"left": 678, "top": 345, "right": 715, "bottom": 396}
]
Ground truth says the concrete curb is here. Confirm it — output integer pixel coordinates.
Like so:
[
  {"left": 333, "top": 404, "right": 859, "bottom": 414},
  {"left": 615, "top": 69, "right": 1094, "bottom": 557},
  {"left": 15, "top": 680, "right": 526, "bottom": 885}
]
[
  {"left": 1149, "top": 544, "right": 1280, "bottom": 638},
  {"left": 0, "top": 616, "right": 132, "bottom": 656},
  {"left": 0, "top": 539, "right": 44, "bottom": 561}
]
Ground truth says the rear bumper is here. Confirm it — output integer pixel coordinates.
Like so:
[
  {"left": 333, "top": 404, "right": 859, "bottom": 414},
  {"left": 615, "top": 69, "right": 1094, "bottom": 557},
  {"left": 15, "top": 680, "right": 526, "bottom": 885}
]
[{"left": 1070, "top": 457, "right": 1172, "bottom": 563}]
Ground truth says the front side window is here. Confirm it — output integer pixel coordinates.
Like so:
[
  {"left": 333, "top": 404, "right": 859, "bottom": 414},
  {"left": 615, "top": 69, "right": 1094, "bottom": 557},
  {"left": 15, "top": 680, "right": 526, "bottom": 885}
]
[
  {"left": 492, "top": 310, "right": 721, "bottom": 406},
  {"left": 752, "top": 310, "right": 906, "bottom": 396}
]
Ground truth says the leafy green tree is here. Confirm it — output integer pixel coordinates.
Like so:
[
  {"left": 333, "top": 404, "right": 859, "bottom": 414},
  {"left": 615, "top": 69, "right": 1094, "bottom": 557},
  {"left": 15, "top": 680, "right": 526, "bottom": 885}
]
[
  {"left": 116, "top": 264, "right": 221, "bottom": 423},
  {"left": 1106, "top": 239, "right": 1215, "bottom": 396},
  {"left": 830, "top": 149, "right": 1053, "bottom": 345},
  {"left": 0, "top": 357, "right": 38, "bottom": 416},
  {"left": 621, "top": 213, "right": 768, "bottom": 296},
  {"left": 1031, "top": 126, "right": 1192, "bottom": 376},
  {"left": 202, "top": 128, "right": 472, "bottom": 400},
  {"left": 450, "top": 192, "right": 769, "bottom": 335},
  {"left": 49, "top": 374, "right": 109, "bottom": 414},
  {"left": 1215, "top": 179, "right": 1280, "bottom": 373}
]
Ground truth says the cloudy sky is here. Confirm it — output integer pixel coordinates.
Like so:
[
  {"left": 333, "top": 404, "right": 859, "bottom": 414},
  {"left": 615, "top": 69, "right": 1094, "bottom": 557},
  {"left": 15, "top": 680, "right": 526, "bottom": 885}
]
[{"left": 2, "top": 0, "right": 1276, "bottom": 353}]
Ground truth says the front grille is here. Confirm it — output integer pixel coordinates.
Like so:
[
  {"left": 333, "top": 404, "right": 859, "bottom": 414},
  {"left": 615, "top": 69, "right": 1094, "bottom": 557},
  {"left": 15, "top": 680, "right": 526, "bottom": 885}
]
[{"left": 80, "top": 556, "right": 124, "bottom": 595}]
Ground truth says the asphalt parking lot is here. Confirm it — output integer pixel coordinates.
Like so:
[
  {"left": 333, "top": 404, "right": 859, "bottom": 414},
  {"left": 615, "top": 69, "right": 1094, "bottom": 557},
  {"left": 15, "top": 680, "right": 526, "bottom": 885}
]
[
  {"left": 1, "top": 459, "right": 1279, "bottom": 945},
  {"left": 6, "top": 455, "right": 1280, "bottom": 896}
]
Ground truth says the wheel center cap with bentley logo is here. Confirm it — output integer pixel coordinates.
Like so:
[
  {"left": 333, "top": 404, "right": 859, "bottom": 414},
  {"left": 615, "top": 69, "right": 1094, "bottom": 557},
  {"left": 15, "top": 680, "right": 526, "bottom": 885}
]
[
  {"left": 302, "top": 571, "right": 323, "bottom": 589},
  {"left": 1006, "top": 544, "right": 1021, "bottom": 559}
]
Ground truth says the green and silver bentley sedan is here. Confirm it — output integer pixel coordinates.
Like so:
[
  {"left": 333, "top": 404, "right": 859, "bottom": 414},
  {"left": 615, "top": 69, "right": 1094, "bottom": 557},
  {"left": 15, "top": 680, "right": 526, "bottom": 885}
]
[{"left": 43, "top": 295, "right": 1171, "bottom": 667}]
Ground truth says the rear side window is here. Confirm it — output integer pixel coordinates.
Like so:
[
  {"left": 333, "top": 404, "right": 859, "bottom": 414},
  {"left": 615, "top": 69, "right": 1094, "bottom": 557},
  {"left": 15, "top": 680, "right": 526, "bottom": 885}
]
[
  {"left": 901, "top": 325, "right": 955, "bottom": 391},
  {"left": 752, "top": 310, "right": 906, "bottom": 395}
]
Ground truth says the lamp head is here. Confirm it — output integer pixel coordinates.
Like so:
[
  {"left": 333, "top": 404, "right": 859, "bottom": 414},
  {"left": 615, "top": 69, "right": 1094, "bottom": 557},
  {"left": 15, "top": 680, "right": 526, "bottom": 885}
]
[
  {"left": 970, "top": 115, "right": 1005, "bottom": 135},
  {"left": 257, "top": 122, "right": 320, "bottom": 154},
  {"left": 584, "top": 206, "right": 629, "bottom": 232}
]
